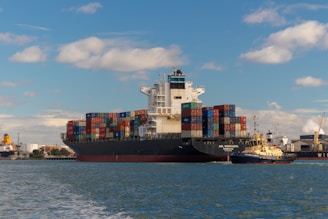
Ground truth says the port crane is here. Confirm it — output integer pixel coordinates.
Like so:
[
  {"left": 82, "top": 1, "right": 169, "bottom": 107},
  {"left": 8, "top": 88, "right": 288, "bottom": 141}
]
[{"left": 313, "top": 112, "right": 325, "bottom": 151}]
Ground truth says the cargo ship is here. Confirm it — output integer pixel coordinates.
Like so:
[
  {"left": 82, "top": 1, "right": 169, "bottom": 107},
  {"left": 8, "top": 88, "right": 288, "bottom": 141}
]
[
  {"left": 61, "top": 69, "right": 251, "bottom": 162},
  {"left": 0, "top": 133, "right": 15, "bottom": 158}
]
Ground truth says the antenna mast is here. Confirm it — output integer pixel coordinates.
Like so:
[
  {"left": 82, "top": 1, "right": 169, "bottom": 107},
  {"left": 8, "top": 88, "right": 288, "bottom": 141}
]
[{"left": 253, "top": 115, "right": 258, "bottom": 134}]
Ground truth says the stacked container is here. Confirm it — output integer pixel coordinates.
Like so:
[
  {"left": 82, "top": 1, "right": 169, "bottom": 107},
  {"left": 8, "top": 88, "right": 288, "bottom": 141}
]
[
  {"left": 201, "top": 107, "right": 220, "bottom": 137},
  {"left": 65, "top": 110, "right": 148, "bottom": 141},
  {"left": 181, "top": 102, "right": 203, "bottom": 138},
  {"left": 214, "top": 104, "right": 247, "bottom": 137},
  {"left": 66, "top": 120, "right": 86, "bottom": 141}
]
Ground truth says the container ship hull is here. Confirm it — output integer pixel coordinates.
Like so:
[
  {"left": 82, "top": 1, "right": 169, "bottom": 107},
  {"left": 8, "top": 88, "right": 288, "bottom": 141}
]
[{"left": 64, "top": 137, "right": 248, "bottom": 162}]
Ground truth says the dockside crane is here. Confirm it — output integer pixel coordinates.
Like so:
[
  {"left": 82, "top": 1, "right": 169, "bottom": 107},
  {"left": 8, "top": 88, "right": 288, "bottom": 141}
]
[{"left": 313, "top": 112, "right": 325, "bottom": 151}]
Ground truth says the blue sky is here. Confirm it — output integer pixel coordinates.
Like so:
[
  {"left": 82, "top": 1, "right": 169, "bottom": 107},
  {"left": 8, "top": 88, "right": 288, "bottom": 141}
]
[{"left": 1, "top": 0, "right": 328, "bottom": 145}]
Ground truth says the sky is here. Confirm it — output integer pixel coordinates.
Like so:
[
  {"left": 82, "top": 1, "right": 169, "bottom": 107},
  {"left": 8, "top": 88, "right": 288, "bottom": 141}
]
[{"left": 1, "top": 0, "right": 328, "bottom": 146}]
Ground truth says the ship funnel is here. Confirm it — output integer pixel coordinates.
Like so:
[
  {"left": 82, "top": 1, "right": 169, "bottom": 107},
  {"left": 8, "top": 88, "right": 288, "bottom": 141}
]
[{"left": 266, "top": 131, "right": 273, "bottom": 143}]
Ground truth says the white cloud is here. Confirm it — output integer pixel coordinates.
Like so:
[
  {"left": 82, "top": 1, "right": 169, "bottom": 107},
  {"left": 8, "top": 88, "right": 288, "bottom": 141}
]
[
  {"left": 295, "top": 76, "right": 327, "bottom": 87},
  {"left": 0, "top": 32, "right": 34, "bottom": 45},
  {"left": 240, "top": 46, "right": 292, "bottom": 64},
  {"left": 244, "top": 3, "right": 328, "bottom": 26},
  {"left": 267, "top": 101, "right": 282, "bottom": 110},
  {"left": 237, "top": 107, "right": 302, "bottom": 139},
  {"left": 118, "top": 71, "right": 149, "bottom": 82},
  {"left": 241, "top": 21, "right": 328, "bottom": 64},
  {"left": 201, "top": 62, "right": 223, "bottom": 71},
  {"left": 16, "top": 24, "right": 50, "bottom": 31},
  {"left": 0, "top": 81, "right": 17, "bottom": 88},
  {"left": 315, "top": 99, "right": 328, "bottom": 103},
  {"left": 23, "top": 91, "right": 37, "bottom": 98},
  {"left": 302, "top": 119, "right": 325, "bottom": 134},
  {"left": 0, "top": 96, "right": 17, "bottom": 107},
  {"left": 284, "top": 3, "right": 328, "bottom": 13},
  {"left": 9, "top": 46, "right": 47, "bottom": 63},
  {"left": 77, "top": 2, "right": 102, "bottom": 14},
  {"left": 243, "top": 8, "right": 286, "bottom": 26},
  {"left": 267, "top": 21, "right": 327, "bottom": 49},
  {"left": 56, "top": 37, "right": 185, "bottom": 72}
]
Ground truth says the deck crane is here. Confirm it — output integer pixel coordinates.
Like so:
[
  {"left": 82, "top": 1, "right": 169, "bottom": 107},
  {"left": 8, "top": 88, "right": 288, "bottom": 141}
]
[{"left": 313, "top": 112, "right": 325, "bottom": 151}]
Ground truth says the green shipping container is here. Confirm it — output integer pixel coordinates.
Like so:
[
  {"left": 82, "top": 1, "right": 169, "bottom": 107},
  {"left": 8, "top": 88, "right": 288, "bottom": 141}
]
[{"left": 181, "top": 102, "right": 202, "bottom": 110}]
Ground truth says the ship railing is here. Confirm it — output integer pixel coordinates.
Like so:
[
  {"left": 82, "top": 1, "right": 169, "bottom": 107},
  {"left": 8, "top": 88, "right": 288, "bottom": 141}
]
[
  {"left": 64, "top": 133, "right": 253, "bottom": 144},
  {"left": 65, "top": 133, "right": 183, "bottom": 143}
]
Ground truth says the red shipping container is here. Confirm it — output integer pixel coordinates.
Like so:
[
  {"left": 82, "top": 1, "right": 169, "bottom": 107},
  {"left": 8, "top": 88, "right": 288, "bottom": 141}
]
[
  {"left": 240, "top": 116, "right": 246, "bottom": 124},
  {"left": 99, "top": 127, "right": 106, "bottom": 134},
  {"left": 213, "top": 109, "right": 219, "bottom": 117},
  {"left": 181, "top": 123, "right": 202, "bottom": 130},
  {"left": 181, "top": 109, "right": 202, "bottom": 116}
]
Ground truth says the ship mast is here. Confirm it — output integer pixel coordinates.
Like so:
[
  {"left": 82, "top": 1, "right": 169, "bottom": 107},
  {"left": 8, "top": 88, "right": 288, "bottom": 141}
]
[{"left": 253, "top": 115, "right": 258, "bottom": 134}]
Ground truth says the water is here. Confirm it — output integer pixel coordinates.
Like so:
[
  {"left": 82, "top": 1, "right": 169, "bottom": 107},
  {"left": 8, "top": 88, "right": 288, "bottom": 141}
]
[{"left": 1, "top": 160, "right": 328, "bottom": 219}]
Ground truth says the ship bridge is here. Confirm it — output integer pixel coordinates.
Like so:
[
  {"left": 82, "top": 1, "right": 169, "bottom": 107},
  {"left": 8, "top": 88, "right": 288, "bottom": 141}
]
[{"left": 139, "top": 69, "right": 205, "bottom": 136}]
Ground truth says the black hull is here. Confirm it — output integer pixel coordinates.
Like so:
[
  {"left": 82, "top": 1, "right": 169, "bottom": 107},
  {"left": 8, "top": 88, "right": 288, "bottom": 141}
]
[
  {"left": 0, "top": 151, "right": 15, "bottom": 158},
  {"left": 64, "top": 137, "right": 249, "bottom": 162}
]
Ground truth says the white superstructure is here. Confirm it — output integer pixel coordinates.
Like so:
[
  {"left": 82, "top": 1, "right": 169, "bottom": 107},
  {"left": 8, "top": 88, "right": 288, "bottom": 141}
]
[{"left": 139, "top": 69, "right": 205, "bottom": 137}]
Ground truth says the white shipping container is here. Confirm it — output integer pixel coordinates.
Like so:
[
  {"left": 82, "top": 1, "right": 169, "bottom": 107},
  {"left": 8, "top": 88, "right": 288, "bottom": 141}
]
[
  {"left": 240, "top": 130, "right": 247, "bottom": 137},
  {"left": 220, "top": 117, "right": 230, "bottom": 124}
]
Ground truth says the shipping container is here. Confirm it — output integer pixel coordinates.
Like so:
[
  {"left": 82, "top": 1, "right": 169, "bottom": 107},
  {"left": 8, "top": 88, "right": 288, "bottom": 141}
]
[
  {"left": 181, "top": 102, "right": 202, "bottom": 110},
  {"left": 181, "top": 116, "right": 202, "bottom": 124}
]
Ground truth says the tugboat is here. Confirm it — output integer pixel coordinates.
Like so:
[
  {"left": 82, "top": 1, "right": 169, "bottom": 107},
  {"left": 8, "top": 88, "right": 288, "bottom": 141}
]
[
  {"left": 230, "top": 116, "right": 296, "bottom": 164},
  {"left": 0, "top": 133, "right": 15, "bottom": 158}
]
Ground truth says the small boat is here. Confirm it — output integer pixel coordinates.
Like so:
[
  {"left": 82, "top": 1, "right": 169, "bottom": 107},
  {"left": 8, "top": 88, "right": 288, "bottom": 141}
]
[
  {"left": 0, "top": 133, "right": 15, "bottom": 158},
  {"left": 230, "top": 131, "right": 296, "bottom": 164}
]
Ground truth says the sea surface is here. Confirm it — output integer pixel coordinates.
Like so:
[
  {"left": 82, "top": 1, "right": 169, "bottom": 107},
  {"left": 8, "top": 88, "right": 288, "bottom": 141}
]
[{"left": 1, "top": 160, "right": 328, "bottom": 219}]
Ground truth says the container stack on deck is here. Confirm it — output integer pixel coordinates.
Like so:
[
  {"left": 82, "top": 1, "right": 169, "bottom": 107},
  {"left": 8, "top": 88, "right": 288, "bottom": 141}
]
[
  {"left": 215, "top": 104, "right": 247, "bottom": 137},
  {"left": 202, "top": 107, "right": 220, "bottom": 137},
  {"left": 65, "top": 103, "right": 247, "bottom": 141},
  {"left": 66, "top": 120, "right": 86, "bottom": 141},
  {"left": 66, "top": 110, "right": 148, "bottom": 141},
  {"left": 181, "top": 102, "right": 203, "bottom": 138}
]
